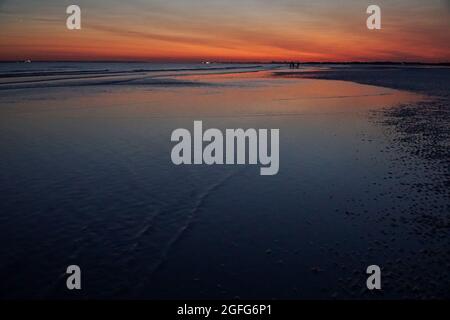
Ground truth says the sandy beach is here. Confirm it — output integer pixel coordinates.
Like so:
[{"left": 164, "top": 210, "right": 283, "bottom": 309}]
[{"left": 0, "top": 63, "right": 449, "bottom": 299}]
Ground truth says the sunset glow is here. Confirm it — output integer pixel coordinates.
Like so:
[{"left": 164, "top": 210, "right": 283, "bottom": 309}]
[{"left": 1, "top": 0, "right": 449, "bottom": 62}]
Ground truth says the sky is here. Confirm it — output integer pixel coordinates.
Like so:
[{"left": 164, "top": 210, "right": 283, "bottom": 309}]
[{"left": 0, "top": 0, "right": 449, "bottom": 62}]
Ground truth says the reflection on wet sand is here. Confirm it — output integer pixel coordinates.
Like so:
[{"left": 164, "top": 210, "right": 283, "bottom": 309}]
[{"left": 0, "top": 64, "right": 447, "bottom": 299}]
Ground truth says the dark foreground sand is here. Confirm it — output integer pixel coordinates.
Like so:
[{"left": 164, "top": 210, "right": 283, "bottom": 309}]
[{"left": 276, "top": 65, "right": 450, "bottom": 298}]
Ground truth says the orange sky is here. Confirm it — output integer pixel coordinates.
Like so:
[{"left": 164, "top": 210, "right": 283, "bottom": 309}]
[{"left": 0, "top": 0, "right": 449, "bottom": 62}]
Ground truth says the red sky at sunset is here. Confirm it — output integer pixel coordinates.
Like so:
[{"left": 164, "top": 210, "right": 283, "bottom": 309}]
[{"left": 1, "top": 0, "right": 449, "bottom": 62}]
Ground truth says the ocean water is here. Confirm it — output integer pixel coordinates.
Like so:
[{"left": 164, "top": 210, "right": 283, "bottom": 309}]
[{"left": 0, "top": 63, "right": 448, "bottom": 299}]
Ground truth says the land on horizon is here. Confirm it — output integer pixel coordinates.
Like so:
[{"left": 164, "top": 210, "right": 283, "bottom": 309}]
[{"left": 1, "top": 60, "right": 450, "bottom": 64}]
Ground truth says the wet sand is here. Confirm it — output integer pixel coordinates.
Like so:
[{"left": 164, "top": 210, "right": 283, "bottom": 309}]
[
  {"left": 275, "top": 65, "right": 450, "bottom": 299},
  {"left": 0, "top": 63, "right": 448, "bottom": 299}
]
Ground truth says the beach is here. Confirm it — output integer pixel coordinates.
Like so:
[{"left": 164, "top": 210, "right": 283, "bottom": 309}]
[{"left": 0, "top": 63, "right": 448, "bottom": 299}]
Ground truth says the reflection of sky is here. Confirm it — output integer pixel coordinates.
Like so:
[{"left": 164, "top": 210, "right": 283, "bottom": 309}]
[{"left": 0, "top": 0, "right": 449, "bottom": 61}]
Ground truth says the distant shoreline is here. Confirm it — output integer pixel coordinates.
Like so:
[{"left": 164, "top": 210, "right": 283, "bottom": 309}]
[
  {"left": 273, "top": 65, "right": 450, "bottom": 97},
  {"left": 0, "top": 60, "right": 449, "bottom": 66}
]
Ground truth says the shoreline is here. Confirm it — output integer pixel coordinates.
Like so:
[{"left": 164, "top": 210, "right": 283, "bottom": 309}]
[
  {"left": 275, "top": 65, "right": 450, "bottom": 244},
  {"left": 277, "top": 66, "right": 450, "bottom": 299},
  {"left": 272, "top": 66, "right": 450, "bottom": 98},
  {"left": 273, "top": 65, "right": 449, "bottom": 180}
]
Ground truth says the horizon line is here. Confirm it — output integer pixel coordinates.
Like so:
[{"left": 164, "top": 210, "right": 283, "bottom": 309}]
[{"left": 1, "top": 60, "right": 450, "bottom": 65}]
